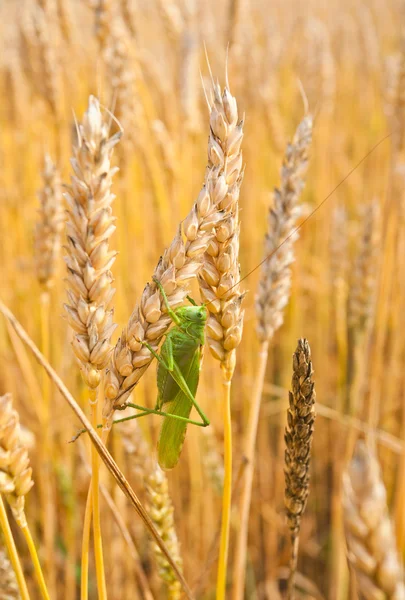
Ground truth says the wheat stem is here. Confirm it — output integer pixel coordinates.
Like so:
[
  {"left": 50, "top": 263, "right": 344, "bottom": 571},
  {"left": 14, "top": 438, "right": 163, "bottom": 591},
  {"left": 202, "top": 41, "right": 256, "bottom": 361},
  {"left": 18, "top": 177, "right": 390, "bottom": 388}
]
[
  {"left": 39, "top": 291, "right": 56, "bottom": 598},
  {"left": 21, "top": 523, "right": 50, "bottom": 600},
  {"left": 0, "top": 495, "right": 30, "bottom": 600},
  {"left": 90, "top": 389, "right": 107, "bottom": 600},
  {"left": 80, "top": 487, "right": 92, "bottom": 600},
  {"left": 217, "top": 380, "right": 233, "bottom": 600},
  {"left": 232, "top": 342, "right": 269, "bottom": 599}
]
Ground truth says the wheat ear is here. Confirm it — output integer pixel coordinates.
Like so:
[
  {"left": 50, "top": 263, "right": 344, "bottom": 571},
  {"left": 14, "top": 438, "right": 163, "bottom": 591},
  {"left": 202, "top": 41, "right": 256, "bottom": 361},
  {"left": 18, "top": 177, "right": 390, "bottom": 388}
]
[
  {"left": 233, "top": 115, "right": 313, "bottom": 600},
  {"left": 64, "top": 95, "right": 120, "bottom": 390},
  {"left": 146, "top": 465, "right": 184, "bottom": 600},
  {"left": 343, "top": 440, "right": 405, "bottom": 599},
  {"left": 346, "top": 201, "right": 381, "bottom": 435},
  {"left": 0, "top": 545, "right": 20, "bottom": 600},
  {"left": 35, "top": 153, "right": 64, "bottom": 290},
  {"left": 284, "top": 339, "right": 316, "bottom": 600},
  {"left": 121, "top": 420, "right": 183, "bottom": 597},
  {"left": 0, "top": 394, "right": 49, "bottom": 600},
  {"left": 64, "top": 95, "right": 121, "bottom": 600},
  {"left": 256, "top": 115, "right": 313, "bottom": 342}
]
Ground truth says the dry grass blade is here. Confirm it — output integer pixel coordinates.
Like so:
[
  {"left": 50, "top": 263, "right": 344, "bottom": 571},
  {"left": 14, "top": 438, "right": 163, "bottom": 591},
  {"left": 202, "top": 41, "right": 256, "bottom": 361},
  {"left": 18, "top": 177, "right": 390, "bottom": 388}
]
[
  {"left": 343, "top": 440, "right": 405, "bottom": 599},
  {"left": 0, "top": 300, "right": 195, "bottom": 600},
  {"left": 284, "top": 339, "right": 316, "bottom": 600}
]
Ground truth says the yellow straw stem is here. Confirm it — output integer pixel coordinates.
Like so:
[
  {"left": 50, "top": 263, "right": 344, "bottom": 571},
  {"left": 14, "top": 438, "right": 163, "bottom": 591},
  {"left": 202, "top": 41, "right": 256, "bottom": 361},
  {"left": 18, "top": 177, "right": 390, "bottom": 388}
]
[
  {"left": 232, "top": 341, "right": 269, "bottom": 600},
  {"left": 216, "top": 379, "right": 233, "bottom": 600},
  {"left": 21, "top": 522, "right": 50, "bottom": 600},
  {"left": 39, "top": 291, "right": 56, "bottom": 598},
  {"left": 90, "top": 389, "right": 108, "bottom": 600},
  {"left": 81, "top": 421, "right": 111, "bottom": 600},
  {"left": 0, "top": 495, "right": 30, "bottom": 600},
  {"left": 81, "top": 486, "right": 92, "bottom": 600},
  {"left": 286, "top": 535, "right": 300, "bottom": 600}
]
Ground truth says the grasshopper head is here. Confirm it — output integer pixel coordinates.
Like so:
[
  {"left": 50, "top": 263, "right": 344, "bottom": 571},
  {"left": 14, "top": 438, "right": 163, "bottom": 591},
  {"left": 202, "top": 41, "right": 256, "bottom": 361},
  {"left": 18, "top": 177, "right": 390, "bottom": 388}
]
[{"left": 177, "top": 304, "right": 207, "bottom": 325}]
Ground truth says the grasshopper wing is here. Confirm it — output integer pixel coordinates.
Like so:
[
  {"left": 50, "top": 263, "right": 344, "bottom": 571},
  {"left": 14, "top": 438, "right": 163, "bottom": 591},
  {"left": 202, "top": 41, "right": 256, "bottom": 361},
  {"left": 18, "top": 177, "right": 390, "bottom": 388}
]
[{"left": 157, "top": 344, "right": 201, "bottom": 469}]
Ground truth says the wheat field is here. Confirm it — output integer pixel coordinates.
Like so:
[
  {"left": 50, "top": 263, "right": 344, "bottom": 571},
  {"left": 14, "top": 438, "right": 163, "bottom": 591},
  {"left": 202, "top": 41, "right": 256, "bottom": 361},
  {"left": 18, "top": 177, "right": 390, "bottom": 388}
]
[{"left": 0, "top": 0, "right": 404, "bottom": 599}]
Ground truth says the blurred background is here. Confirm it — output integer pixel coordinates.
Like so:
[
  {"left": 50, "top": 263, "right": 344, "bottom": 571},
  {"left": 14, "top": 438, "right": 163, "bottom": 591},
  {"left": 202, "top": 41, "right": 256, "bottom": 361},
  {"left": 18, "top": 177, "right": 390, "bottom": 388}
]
[{"left": 0, "top": 0, "right": 404, "bottom": 598}]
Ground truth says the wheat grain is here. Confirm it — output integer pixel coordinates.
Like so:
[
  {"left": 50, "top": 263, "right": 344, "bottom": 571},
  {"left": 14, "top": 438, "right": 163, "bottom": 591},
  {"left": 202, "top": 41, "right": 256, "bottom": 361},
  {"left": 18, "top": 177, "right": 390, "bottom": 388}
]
[
  {"left": 343, "top": 440, "right": 405, "bottom": 599},
  {"left": 63, "top": 95, "right": 121, "bottom": 390},
  {"left": 256, "top": 115, "right": 313, "bottom": 343}
]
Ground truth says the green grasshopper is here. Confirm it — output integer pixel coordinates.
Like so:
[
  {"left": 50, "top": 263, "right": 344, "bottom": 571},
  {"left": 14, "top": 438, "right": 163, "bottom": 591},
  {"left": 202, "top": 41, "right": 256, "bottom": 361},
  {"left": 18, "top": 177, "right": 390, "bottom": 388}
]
[
  {"left": 73, "top": 134, "right": 390, "bottom": 468},
  {"left": 114, "top": 278, "right": 210, "bottom": 470}
]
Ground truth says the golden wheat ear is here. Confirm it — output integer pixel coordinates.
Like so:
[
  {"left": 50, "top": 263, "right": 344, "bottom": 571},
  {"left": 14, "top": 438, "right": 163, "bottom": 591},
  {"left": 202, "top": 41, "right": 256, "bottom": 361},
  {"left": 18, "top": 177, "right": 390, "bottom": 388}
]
[{"left": 343, "top": 440, "right": 405, "bottom": 599}]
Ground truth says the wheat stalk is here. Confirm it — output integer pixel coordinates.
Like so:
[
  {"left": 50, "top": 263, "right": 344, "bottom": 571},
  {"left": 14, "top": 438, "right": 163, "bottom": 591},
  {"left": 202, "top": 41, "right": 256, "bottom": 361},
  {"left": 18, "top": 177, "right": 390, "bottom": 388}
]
[
  {"left": 193, "top": 77, "right": 244, "bottom": 599},
  {"left": 343, "top": 440, "right": 405, "bottom": 599},
  {"left": 284, "top": 339, "right": 316, "bottom": 600}
]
